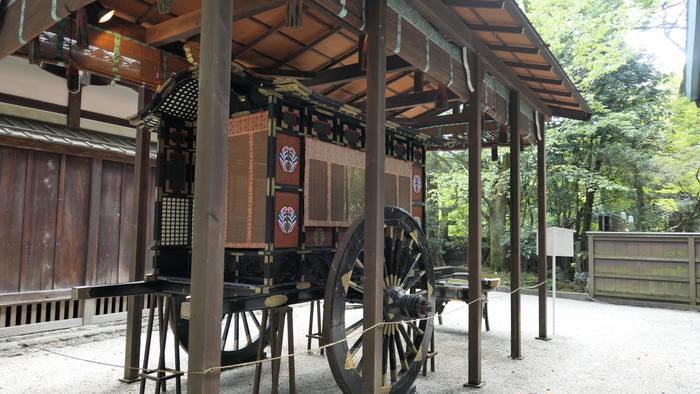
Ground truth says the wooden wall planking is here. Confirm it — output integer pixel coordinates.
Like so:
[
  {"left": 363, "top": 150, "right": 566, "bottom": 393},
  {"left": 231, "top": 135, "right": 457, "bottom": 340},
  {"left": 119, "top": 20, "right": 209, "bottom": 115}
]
[
  {"left": 118, "top": 164, "right": 135, "bottom": 283},
  {"left": 0, "top": 144, "right": 157, "bottom": 296},
  {"left": 54, "top": 156, "right": 91, "bottom": 289},
  {"left": 23, "top": 152, "right": 61, "bottom": 291},
  {"left": 96, "top": 161, "right": 123, "bottom": 285},
  {"left": 0, "top": 147, "right": 28, "bottom": 293}
]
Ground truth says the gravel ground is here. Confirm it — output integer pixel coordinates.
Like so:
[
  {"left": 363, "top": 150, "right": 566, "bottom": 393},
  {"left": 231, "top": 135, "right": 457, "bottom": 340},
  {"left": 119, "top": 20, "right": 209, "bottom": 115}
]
[{"left": 0, "top": 294, "right": 698, "bottom": 394}]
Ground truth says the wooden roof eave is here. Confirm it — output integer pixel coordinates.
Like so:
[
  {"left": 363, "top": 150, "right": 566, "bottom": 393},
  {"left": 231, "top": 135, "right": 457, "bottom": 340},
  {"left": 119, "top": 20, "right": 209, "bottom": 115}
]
[
  {"left": 500, "top": 0, "right": 592, "bottom": 117},
  {"left": 406, "top": 0, "right": 553, "bottom": 118}
]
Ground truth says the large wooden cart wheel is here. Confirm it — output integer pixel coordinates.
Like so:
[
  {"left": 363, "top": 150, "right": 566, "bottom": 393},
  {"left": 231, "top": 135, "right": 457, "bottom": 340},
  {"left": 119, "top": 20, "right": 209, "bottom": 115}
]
[
  {"left": 170, "top": 296, "right": 270, "bottom": 365},
  {"left": 323, "top": 206, "right": 436, "bottom": 393}
]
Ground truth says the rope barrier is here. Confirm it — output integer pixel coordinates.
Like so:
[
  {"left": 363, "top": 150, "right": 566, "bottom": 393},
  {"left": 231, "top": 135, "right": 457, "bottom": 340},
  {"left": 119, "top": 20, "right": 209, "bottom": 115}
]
[
  {"left": 1, "top": 294, "right": 488, "bottom": 376},
  {"left": 0, "top": 281, "right": 552, "bottom": 376}
]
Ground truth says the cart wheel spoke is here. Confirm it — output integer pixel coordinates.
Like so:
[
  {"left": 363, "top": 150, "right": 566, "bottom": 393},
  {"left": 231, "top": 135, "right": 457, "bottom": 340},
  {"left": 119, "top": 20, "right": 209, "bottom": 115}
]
[{"left": 324, "top": 206, "right": 434, "bottom": 393}]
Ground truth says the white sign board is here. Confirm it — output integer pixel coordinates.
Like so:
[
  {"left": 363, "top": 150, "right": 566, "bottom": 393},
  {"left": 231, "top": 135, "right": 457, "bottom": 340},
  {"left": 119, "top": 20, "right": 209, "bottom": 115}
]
[
  {"left": 536, "top": 227, "right": 576, "bottom": 257},
  {"left": 535, "top": 227, "right": 575, "bottom": 337}
]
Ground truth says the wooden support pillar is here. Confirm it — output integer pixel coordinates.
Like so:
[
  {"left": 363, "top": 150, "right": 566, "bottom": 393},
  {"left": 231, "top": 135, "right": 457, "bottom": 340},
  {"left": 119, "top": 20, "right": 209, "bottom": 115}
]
[
  {"left": 363, "top": 0, "right": 386, "bottom": 392},
  {"left": 122, "top": 86, "right": 154, "bottom": 383},
  {"left": 536, "top": 112, "right": 550, "bottom": 340},
  {"left": 465, "top": 50, "right": 485, "bottom": 389},
  {"left": 509, "top": 90, "right": 522, "bottom": 359},
  {"left": 187, "top": 0, "right": 232, "bottom": 392},
  {"left": 67, "top": 89, "right": 81, "bottom": 129}
]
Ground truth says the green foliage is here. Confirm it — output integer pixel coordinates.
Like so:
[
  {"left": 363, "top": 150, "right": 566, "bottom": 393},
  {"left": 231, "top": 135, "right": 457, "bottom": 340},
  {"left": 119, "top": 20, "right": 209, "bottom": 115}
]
[{"left": 425, "top": 0, "right": 700, "bottom": 281}]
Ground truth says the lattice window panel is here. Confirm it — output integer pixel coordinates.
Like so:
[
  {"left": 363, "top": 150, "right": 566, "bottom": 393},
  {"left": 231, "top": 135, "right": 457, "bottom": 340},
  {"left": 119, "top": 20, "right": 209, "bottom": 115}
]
[
  {"left": 159, "top": 79, "right": 199, "bottom": 121},
  {"left": 159, "top": 196, "right": 192, "bottom": 246}
]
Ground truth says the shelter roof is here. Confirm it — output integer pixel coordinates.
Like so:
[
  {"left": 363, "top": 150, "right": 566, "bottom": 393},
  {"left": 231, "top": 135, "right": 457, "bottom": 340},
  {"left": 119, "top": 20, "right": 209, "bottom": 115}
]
[{"left": 2, "top": 0, "right": 591, "bottom": 145}]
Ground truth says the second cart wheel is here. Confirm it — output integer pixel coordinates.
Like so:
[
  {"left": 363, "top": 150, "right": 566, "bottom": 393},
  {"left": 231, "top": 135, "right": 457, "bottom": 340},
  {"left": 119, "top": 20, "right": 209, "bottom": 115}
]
[
  {"left": 323, "top": 206, "right": 436, "bottom": 393},
  {"left": 170, "top": 296, "right": 270, "bottom": 366}
]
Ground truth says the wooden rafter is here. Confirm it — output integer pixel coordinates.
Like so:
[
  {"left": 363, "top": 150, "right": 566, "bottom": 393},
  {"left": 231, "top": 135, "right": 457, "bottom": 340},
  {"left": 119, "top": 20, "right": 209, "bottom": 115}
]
[
  {"left": 444, "top": 0, "right": 504, "bottom": 8},
  {"left": 468, "top": 24, "right": 523, "bottom": 34},
  {"left": 232, "top": 20, "right": 287, "bottom": 60},
  {"left": 272, "top": 26, "right": 341, "bottom": 67},
  {"left": 504, "top": 61, "right": 552, "bottom": 71},
  {"left": 488, "top": 44, "right": 539, "bottom": 54},
  {"left": 519, "top": 75, "right": 563, "bottom": 85},
  {"left": 345, "top": 70, "right": 413, "bottom": 104}
]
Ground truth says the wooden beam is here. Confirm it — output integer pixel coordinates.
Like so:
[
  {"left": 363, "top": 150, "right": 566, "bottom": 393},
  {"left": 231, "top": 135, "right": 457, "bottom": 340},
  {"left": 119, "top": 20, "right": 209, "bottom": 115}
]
[
  {"left": 469, "top": 24, "right": 524, "bottom": 34},
  {"left": 550, "top": 106, "right": 591, "bottom": 121},
  {"left": 67, "top": 89, "right": 82, "bottom": 129},
  {"left": 354, "top": 89, "right": 457, "bottom": 111},
  {"left": 272, "top": 26, "right": 341, "bottom": 67},
  {"left": 304, "top": 55, "right": 412, "bottom": 87},
  {"left": 488, "top": 44, "right": 540, "bottom": 54},
  {"left": 519, "top": 75, "right": 563, "bottom": 85},
  {"left": 445, "top": 0, "right": 504, "bottom": 8},
  {"left": 0, "top": 92, "right": 132, "bottom": 128},
  {"left": 410, "top": 112, "right": 469, "bottom": 128},
  {"left": 0, "top": 0, "right": 95, "bottom": 60},
  {"left": 250, "top": 68, "right": 317, "bottom": 79},
  {"left": 504, "top": 61, "right": 552, "bottom": 71},
  {"left": 530, "top": 88, "right": 572, "bottom": 97},
  {"left": 345, "top": 70, "right": 413, "bottom": 104},
  {"left": 413, "top": 71, "right": 424, "bottom": 92},
  {"left": 232, "top": 20, "right": 287, "bottom": 60},
  {"left": 406, "top": 0, "right": 552, "bottom": 116},
  {"left": 146, "top": 0, "right": 285, "bottom": 46}
]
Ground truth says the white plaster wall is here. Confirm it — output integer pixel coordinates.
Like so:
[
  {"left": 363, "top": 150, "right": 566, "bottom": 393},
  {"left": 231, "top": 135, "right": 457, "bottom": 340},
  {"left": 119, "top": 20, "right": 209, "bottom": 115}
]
[
  {"left": 0, "top": 56, "right": 143, "bottom": 138},
  {"left": 0, "top": 56, "right": 67, "bottom": 106}
]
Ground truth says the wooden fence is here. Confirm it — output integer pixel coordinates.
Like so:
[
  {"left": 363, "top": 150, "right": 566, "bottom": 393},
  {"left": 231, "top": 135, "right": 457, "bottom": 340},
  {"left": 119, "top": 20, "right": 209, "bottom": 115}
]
[
  {"left": 588, "top": 232, "right": 699, "bottom": 309},
  {"left": 0, "top": 145, "right": 155, "bottom": 336}
]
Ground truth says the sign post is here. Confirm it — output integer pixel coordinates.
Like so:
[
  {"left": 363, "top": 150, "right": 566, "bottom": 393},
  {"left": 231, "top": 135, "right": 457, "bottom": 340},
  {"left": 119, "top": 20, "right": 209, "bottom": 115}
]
[{"left": 537, "top": 227, "right": 575, "bottom": 335}]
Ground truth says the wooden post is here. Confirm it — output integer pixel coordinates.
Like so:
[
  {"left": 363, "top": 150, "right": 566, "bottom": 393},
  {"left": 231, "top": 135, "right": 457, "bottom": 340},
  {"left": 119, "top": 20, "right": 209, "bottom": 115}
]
[
  {"left": 67, "top": 89, "right": 81, "bottom": 129},
  {"left": 509, "top": 90, "right": 522, "bottom": 359},
  {"left": 187, "top": 0, "right": 232, "bottom": 392},
  {"left": 363, "top": 1, "right": 386, "bottom": 392},
  {"left": 536, "top": 112, "right": 550, "bottom": 340},
  {"left": 689, "top": 236, "right": 697, "bottom": 307},
  {"left": 465, "top": 50, "right": 485, "bottom": 388},
  {"left": 122, "top": 86, "right": 153, "bottom": 383}
]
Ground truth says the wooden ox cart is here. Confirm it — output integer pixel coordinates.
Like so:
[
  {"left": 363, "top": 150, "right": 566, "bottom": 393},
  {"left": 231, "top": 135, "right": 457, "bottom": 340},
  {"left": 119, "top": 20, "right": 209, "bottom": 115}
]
[{"left": 74, "top": 65, "right": 507, "bottom": 393}]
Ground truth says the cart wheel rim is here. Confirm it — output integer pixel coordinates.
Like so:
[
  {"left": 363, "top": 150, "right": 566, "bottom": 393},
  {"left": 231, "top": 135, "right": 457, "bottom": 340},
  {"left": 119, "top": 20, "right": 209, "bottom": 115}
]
[{"left": 323, "top": 206, "right": 435, "bottom": 393}]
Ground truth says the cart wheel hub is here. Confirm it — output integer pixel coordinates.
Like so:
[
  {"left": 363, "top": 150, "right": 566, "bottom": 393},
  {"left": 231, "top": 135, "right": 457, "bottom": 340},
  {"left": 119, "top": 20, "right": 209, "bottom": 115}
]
[{"left": 384, "top": 286, "right": 431, "bottom": 321}]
